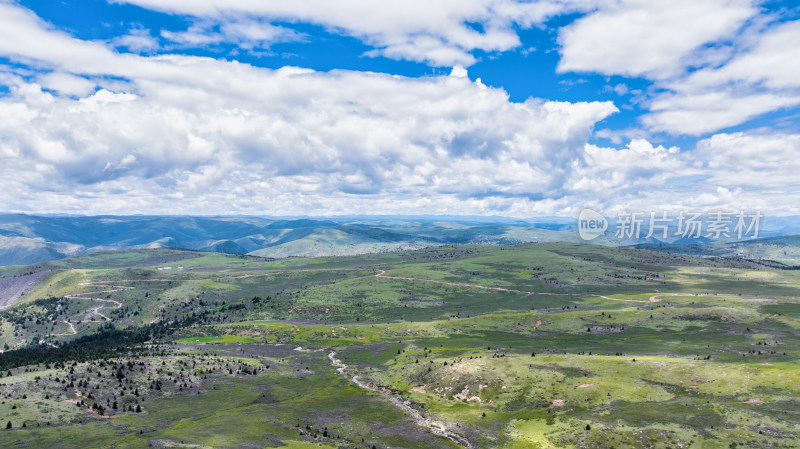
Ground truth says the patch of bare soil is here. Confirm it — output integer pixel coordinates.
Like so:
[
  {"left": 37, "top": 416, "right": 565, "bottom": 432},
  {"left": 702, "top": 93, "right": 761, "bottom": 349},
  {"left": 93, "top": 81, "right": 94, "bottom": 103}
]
[
  {"left": 586, "top": 326, "right": 625, "bottom": 334},
  {"left": 0, "top": 270, "right": 50, "bottom": 309}
]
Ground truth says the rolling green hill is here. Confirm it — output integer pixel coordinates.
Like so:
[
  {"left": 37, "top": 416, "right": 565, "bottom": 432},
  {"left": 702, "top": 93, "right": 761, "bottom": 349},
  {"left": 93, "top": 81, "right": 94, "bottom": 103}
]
[{"left": 1, "top": 243, "right": 799, "bottom": 447}]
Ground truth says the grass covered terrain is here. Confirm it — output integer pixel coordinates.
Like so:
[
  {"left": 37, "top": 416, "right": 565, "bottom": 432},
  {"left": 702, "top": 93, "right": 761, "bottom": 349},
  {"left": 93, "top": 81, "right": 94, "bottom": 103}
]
[{"left": 0, "top": 243, "right": 799, "bottom": 448}]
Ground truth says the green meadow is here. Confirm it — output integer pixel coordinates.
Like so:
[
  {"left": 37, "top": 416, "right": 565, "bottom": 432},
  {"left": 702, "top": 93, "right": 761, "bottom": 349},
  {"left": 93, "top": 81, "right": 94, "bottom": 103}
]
[{"left": 1, "top": 243, "right": 799, "bottom": 448}]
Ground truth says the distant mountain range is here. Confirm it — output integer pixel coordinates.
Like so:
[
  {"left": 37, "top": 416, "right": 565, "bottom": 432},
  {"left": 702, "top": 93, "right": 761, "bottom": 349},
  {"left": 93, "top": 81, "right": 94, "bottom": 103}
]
[
  {"left": 3, "top": 213, "right": 800, "bottom": 267},
  {"left": 0, "top": 214, "right": 587, "bottom": 266},
  {"left": 634, "top": 234, "right": 800, "bottom": 266}
]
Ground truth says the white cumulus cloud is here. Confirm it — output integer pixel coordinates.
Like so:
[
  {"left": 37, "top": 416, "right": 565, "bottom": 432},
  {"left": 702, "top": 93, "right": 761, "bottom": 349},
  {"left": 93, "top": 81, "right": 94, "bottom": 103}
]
[
  {"left": 111, "top": 0, "right": 595, "bottom": 66},
  {"left": 1, "top": 1, "right": 797, "bottom": 217},
  {"left": 558, "top": 0, "right": 756, "bottom": 78},
  {"left": 554, "top": 0, "right": 800, "bottom": 136}
]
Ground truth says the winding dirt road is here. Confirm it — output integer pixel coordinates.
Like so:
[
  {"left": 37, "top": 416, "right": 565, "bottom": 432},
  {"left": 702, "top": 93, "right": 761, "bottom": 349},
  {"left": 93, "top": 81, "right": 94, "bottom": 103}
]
[
  {"left": 596, "top": 292, "right": 743, "bottom": 304},
  {"left": 49, "top": 282, "right": 129, "bottom": 338},
  {"left": 50, "top": 320, "right": 77, "bottom": 337},
  {"left": 596, "top": 295, "right": 661, "bottom": 303},
  {"left": 65, "top": 283, "right": 128, "bottom": 320}
]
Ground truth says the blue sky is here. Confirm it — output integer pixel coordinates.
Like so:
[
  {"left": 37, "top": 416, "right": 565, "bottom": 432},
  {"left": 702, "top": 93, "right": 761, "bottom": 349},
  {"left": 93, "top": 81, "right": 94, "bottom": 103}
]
[{"left": 1, "top": 0, "right": 799, "bottom": 217}]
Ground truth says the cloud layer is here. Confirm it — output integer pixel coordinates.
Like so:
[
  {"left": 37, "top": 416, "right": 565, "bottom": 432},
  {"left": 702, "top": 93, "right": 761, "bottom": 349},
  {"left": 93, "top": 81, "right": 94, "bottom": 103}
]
[
  {"left": 113, "top": 0, "right": 589, "bottom": 66},
  {"left": 109, "top": 0, "right": 800, "bottom": 136},
  {"left": 557, "top": 0, "right": 800, "bottom": 135},
  {"left": 0, "top": 63, "right": 621, "bottom": 215},
  {"left": 0, "top": 1, "right": 799, "bottom": 217}
]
